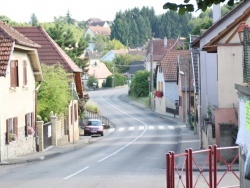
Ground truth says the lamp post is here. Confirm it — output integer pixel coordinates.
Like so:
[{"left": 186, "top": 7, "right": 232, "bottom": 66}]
[{"left": 179, "top": 71, "right": 188, "bottom": 125}]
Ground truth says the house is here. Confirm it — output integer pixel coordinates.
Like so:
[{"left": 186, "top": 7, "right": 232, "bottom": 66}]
[
  {"left": 191, "top": 1, "right": 250, "bottom": 148},
  {"left": 82, "top": 61, "right": 112, "bottom": 88},
  {"left": 84, "top": 26, "right": 111, "bottom": 38},
  {"left": 126, "top": 60, "right": 145, "bottom": 80},
  {"left": 15, "top": 26, "right": 83, "bottom": 144},
  {"left": 0, "top": 21, "right": 43, "bottom": 161},
  {"left": 15, "top": 26, "right": 84, "bottom": 99},
  {"left": 178, "top": 53, "right": 194, "bottom": 123},
  {"left": 100, "top": 49, "right": 128, "bottom": 62},
  {"left": 82, "top": 50, "right": 102, "bottom": 65},
  {"left": 145, "top": 37, "right": 185, "bottom": 72},
  {"left": 89, "top": 21, "right": 110, "bottom": 28},
  {"left": 155, "top": 50, "right": 191, "bottom": 115}
]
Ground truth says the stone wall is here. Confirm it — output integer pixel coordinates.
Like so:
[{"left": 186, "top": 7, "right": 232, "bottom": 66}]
[{"left": 2, "top": 127, "right": 36, "bottom": 160}]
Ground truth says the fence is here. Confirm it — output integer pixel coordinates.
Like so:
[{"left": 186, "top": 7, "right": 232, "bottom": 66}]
[
  {"left": 85, "top": 110, "right": 110, "bottom": 127},
  {"left": 166, "top": 145, "right": 239, "bottom": 188}
]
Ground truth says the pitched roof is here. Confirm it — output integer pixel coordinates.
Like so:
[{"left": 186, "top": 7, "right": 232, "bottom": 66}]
[
  {"left": 88, "top": 62, "right": 112, "bottom": 79},
  {"left": 160, "top": 50, "right": 190, "bottom": 82},
  {"left": 146, "top": 37, "right": 184, "bottom": 61},
  {"left": 127, "top": 61, "right": 145, "bottom": 75},
  {"left": 88, "top": 26, "right": 111, "bottom": 36},
  {"left": 84, "top": 50, "right": 102, "bottom": 60},
  {"left": 0, "top": 20, "right": 41, "bottom": 77},
  {"left": 90, "top": 21, "right": 107, "bottom": 27},
  {"left": 15, "top": 26, "right": 82, "bottom": 73}
]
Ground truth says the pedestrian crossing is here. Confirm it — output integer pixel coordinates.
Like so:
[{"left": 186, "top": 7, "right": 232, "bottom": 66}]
[{"left": 106, "top": 125, "right": 176, "bottom": 133}]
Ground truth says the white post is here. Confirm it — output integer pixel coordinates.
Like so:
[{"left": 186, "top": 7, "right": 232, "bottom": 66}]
[{"left": 71, "top": 82, "right": 75, "bottom": 144}]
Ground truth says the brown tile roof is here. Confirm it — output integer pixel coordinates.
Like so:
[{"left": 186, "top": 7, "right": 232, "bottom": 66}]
[
  {"left": 146, "top": 38, "right": 182, "bottom": 61},
  {"left": 160, "top": 50, "right": 190, "bottom": 82},
  {"left": 15, "top": 26, "right": 82, "bottom": 73},
  {"left": 88, "top": 26, "right": 111, "bottom": 36},
  {"left": 0, "top": 20, "right": 40, "bottom": 76}
]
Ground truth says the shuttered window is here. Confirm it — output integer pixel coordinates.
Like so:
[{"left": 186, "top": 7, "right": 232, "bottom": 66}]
[
  {"left": 23, "top": 60, "right": 27, "bottom": 86},
  {"left": 10, "top": 60, "right": 19, "bottom": 87},
  {"left": 25, "top": 112, "right": 34, "bottom": 137},
  {"left": 6, "top": 117, "right": 18, "bottom": 144}
]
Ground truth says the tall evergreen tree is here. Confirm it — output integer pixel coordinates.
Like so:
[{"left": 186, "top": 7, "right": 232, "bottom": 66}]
[{"left": 30, "top": 13, "right": 39, "bottom": 26}]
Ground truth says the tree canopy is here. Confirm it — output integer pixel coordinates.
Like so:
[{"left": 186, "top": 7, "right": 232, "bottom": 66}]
[{"left": 163, "top": 0, "right": 243, "bottom": 14}]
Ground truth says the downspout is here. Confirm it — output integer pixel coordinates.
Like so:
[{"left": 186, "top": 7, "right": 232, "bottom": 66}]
[{"left": 35, "top": 82, "right": 41, "bottom": 152}]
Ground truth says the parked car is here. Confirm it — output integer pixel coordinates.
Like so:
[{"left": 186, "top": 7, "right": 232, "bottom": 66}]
[{"left": 83, "top": 119, "right": 104, "bottom": 136}]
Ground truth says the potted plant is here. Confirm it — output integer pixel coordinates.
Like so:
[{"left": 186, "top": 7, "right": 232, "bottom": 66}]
[{"left": 9, "top": 133, "right": 17, "bottom": 141}]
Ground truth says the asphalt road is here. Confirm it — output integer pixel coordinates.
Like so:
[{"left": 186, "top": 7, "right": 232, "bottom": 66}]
[{"left": 0, "top": 86, "right": 182, "bottom": 188}]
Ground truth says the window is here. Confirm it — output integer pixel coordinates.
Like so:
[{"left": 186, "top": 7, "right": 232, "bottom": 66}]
[
  {"left": 23, "top": 60, "right": 27, "bottom": 86},
  {"left": 25, "top": 112, "right": 34, "bottom": 136},
  {"left": 6, "top": 117, "right": 18, "bottom": 144},
  {"left": 10, "top": 60, "right": 19, "bottom": 87},
  {"left": 191, "top": 96, "right": 194, "bottom": 107}
]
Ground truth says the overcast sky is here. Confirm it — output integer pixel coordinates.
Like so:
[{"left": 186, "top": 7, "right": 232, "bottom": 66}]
[{"left": 0, "top": 0, "right": 198, "bottom": 23}]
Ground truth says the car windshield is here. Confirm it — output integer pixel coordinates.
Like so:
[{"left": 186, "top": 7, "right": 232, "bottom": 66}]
[{"left": 87, "top": 121, "right": 101, "bottom": 126}]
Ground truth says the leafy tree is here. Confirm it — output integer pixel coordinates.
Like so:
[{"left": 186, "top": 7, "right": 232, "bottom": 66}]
[
  {"left": 30, "top": 13, "right": 39, "bottom": 26},
  {"left": 37, "top": 64, "right": 71, "bottom": 121},
  {"left": 106, "top": 39, "right": 125, "bottom": 51},
  {"left": 87, "top": 75, "right": 98, "bottom": 89},
  {"left": 163, "top": 0, "right": 242, "bottom": 14},
  {"left": 129, "top": 70, "right": 150, "bottom": 97},
  {"left": 94, "top": 34, "right": 109, "bottom": 53}
]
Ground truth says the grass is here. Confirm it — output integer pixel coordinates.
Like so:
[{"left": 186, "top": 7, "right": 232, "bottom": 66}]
[{"left": 129, "top": 95, "right": 151, "bottom": 108}]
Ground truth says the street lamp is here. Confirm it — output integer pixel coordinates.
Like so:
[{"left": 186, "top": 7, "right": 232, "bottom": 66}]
[{"left": 179, "top": 71, "right": 188, "bottom": 125}]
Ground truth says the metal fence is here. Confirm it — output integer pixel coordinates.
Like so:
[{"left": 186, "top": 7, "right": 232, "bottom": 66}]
[{"left": 85, "top": 110, "right": 110, "bottom": 127}]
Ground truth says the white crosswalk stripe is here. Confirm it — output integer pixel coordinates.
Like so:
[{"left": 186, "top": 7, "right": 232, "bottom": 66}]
[
  {"left": 139, "top": 126, "right": 144, "bottom": 130},
  {"left": 128, "top": 127, "right": 134, "bottom": 131},
  {"left": 106, "top": 125, "right": 176, "bottom": 132}
]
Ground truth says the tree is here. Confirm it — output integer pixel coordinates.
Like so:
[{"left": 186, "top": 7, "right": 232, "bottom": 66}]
[
  {"left": 30, "top": 13, "right": 39, "bottom": 26},
  {"left": 66, "top": 10, "right": 74, "bottom": 25},
  {"left": 163, "top": 0, "right": 243, "bottom": 14},
  {"left": 37, "top": 64, "right": 71, "bottom": 121},
  {"left": 87, "top": 75, "right": 98, "bottom": 89},
  {"left": 129, "top": 70, "right": 150, "bottom": 97}
]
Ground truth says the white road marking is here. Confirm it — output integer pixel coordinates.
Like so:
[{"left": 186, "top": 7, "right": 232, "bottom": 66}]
[
  {"left": 148, "top": 126, "right": 154, "bottom": 130},
  {"left": 108, "top": 128, "right": 115, "bottom": 132},
  {"left": 118, "top": 127, "right": 125, "bottom": 131},
  {"left": 159, "top": 126, "right": 164, "bottom": 129},
  {"left": 97, "top": 91, "right": 148, "bottom": 162},
  {"left": 180, "top": 140, "right": 200, "bottom": 143},
  {"left": 128, "top": 127, "right": 134, "bottom": 130},
  {"left": 139, "top": 126, "right": 144, "bottom": 130},
  {"left": 168, "top": 126, "right": 175, "bottom": 129},
  {"left": 64, "top": 166, "right": 89, "bottom": 180}
]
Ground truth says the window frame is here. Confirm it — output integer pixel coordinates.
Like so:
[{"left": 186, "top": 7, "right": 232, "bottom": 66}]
[
  {"left": 10, "top": 60, "right": 19, "bottom": 87},
  {"left": 6, "top": 117, "right": 18, "bottom": 144}
]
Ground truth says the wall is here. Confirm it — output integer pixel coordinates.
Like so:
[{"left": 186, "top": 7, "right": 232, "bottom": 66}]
[
  {"left": 215, "top": 108, "right": 238, "bottom": 147},
  {"left": 0, "top": 51, "right": 37, "bottom": 161},
  {"left": 218, "top": 46, "right": 243, "bottom": 108},
  {"left": 199, "top": 51, "right": 218, "bottom": 120},
  {"left": 67, "top": 100, "right": 79, "bottom": 143}
]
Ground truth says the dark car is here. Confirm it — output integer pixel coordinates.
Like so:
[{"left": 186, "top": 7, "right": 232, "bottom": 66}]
[{"left": 83, "top": 119, "right": 104, "bottom": 136}]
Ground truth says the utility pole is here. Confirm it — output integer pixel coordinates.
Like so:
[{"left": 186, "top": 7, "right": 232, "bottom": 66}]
[
  {"left": 189, "top": 60, "right": 191, "bottom": 126},
  {"left": 150, "top": 35, "right": 154, "bottom": 110},
  {"left": 112, "top": 63, "right": 114, "bottom": 87}
]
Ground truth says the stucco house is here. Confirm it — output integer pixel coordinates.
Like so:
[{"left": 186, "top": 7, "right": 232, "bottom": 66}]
[
  {"left": 191, "top": 1, "right": 250, "bottom": 148},
  {"left": 155, "top": 50, "right": 191, "bottom": 115},
  {"left": 82, "top": 61, "right": 112, "bottom": 88},
  {"left": 15, "top": 26, "right": 83, "bottom": 144},
  {"left": 0, "top": 21, "right": 43, "bottom": 161},
  {"left": 84, "top": 26, "right": 111, "bottom": 39},
  {"left": 100, "top": 49, "right": 128, "bottom": 62}
]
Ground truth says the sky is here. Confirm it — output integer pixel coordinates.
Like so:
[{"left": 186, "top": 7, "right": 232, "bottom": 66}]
[{"left": 0, "top": 0, "right": 198, "bottom": 23}]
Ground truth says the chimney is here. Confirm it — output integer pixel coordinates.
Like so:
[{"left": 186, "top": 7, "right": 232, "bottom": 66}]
[
  {"left": 164, "top": 36, "right": 167, "bottom": 48},
  {"left": 213, "top": 4, "right": 221, "bottom": 23}
]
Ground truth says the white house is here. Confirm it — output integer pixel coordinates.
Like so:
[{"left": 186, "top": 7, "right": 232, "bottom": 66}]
[{"left": 0, "top": 21, "right": 43, "bottom": 161}]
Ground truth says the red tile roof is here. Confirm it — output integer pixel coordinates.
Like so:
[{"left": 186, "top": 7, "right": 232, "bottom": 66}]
[
  {"left": 146, "top": 38, "right": 182, "bottom": 61},
  {"left": 0, "top": 20, "right": 40, "bottom": 76},
  {"left": 160, "top": 50, "right": 190, "bottom": 81},
  {"left": 15, "top": 26, "right": 82, "bottom": 73}
]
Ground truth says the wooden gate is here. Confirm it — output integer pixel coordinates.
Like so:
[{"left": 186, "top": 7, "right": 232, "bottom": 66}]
[{"left": 43, "top": 122, "right": 52, "bottom": 149}]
